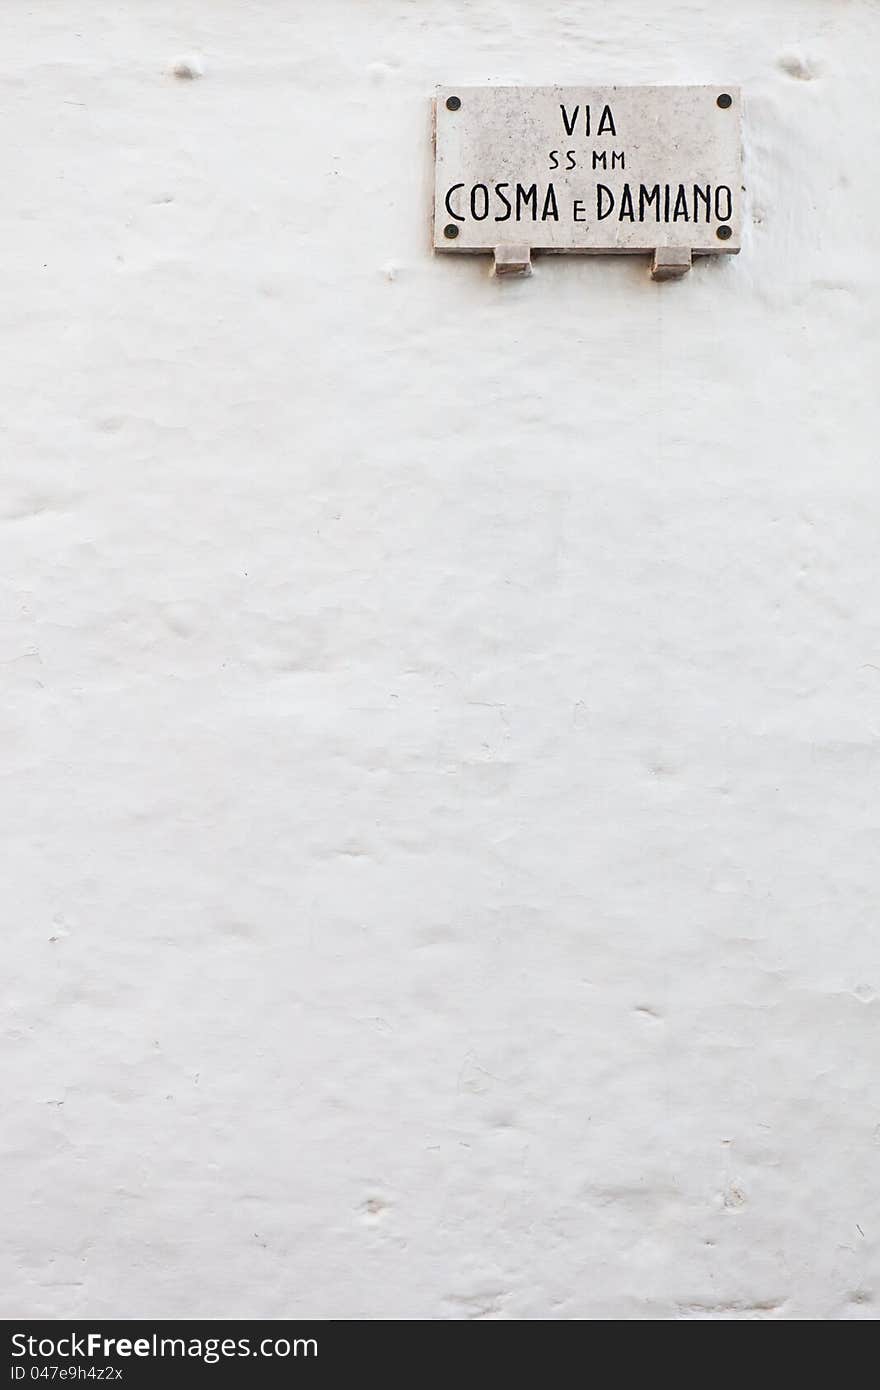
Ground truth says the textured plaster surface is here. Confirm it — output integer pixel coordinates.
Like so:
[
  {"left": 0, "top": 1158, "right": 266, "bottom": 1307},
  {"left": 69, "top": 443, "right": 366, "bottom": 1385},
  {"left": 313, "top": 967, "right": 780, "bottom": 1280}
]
[{"left": 1, "top": 1, "right": 878, "bottom": 1320}]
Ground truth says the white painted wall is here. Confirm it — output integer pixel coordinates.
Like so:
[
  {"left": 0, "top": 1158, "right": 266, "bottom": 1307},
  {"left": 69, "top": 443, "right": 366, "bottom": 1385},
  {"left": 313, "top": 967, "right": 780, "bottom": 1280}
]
[{"left": 2, "top": 2, "right": 878, "bottom": 1321}]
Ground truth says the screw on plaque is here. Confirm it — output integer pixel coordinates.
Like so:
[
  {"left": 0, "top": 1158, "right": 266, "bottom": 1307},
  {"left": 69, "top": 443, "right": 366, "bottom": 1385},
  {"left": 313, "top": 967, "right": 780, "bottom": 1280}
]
[
  {"left": 716, "top": 225, "right": 733, "bottom": 240},
  {"left": 446, "top": 95, "right": 461, "bottom": 111},
  {"left": 716, "top": 93, "right": 733, "bottom": 108},
  {"left": 444, "top": 224, "right": 459, "bottom": 239}
]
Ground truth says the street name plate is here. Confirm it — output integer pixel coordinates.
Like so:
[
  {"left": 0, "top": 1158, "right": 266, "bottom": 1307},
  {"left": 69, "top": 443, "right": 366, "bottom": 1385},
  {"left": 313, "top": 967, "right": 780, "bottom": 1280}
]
[{"left": 433, "top": 86, "right": 743, "bottom": 259}]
